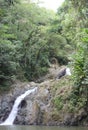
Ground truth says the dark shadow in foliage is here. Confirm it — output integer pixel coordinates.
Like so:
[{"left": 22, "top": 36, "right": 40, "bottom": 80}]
[{"left": 56, "top": 56, "right": 69, "bottom": 65}]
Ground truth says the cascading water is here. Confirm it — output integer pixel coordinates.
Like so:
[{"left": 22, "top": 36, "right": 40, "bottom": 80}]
[
  {"left": 66, "top": 68, "right": 71, "bottom": 76},
  {"left": 0, "top": 87, "right": 37, "bottom": 125}
]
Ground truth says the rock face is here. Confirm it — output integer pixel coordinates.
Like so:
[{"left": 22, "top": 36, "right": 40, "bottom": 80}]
[
  {"left": 14, "top": 81, "right": 52, "bottom": 125},
  {"left": 0, "top": 94, "right": 14, "bottom": 123},
  {"left": 0, "top": 80, "right": 52, "bottom": 125},
  {"left": 0, "top": 67, "right": 88, "bottom": 126}
]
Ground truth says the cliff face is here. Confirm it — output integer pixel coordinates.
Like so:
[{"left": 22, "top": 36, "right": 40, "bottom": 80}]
[
  {"left": 0, "top": 66, "right": 88, "bottom": 126},
  {"left": 0, "top": 80, "right": 58, "bottom": 125}
]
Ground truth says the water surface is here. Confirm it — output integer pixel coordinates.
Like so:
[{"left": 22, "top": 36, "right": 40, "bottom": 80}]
[{"left": 0, "top": 125, "right": 88, "bottom": 130}]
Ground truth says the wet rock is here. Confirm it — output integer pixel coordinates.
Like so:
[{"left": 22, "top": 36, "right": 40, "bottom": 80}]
[
  {"left": 0, "top": 95, "right": 13, "bottom": 122},
  {"left": 29, "top": 101, "right": 40, "bottom": 125},
  {"left": 63, "top": 113, "right": 74, "bottom": 126},
  {"left": 0, "top": 78, "right": 88, "bottom": 126}
]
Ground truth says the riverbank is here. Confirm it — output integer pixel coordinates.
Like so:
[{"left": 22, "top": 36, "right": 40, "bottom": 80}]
[{"left": 0, "top": 125, "right": 88, "bottom": 130}]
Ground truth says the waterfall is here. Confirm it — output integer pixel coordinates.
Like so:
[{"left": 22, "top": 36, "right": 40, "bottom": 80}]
[
  {"left": 66, "top": 68, "right": 71, "bottom": 76},
  {"left": 0, "top": 87, "right": 37, "bottom": 125}
]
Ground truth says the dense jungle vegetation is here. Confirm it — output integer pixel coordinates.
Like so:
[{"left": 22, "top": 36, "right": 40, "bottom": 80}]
[{"left": 0, "top": 0, "right": 88, "bottom": 109}]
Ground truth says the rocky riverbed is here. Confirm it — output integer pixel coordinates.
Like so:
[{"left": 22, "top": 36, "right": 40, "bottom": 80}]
[{"left": 0, "top": 66, "right": 88, "bottom": 126}]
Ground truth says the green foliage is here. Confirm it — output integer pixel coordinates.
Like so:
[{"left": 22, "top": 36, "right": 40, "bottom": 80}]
[
  {"left": 53, "top": 96, "right": 64, "bottom": 110},
  {"left": 19, "top": 27, "right": 49, "bottom": 80},
  {"left": 0, "top": 0, "right": 59, "bottom": 89},
  {"left": 68, "top": 91, "right": 88, "bottom": 112},
  {"left": 73, "top": 29, "right": 88, "bottom": 86},
  {"left": 73, "top": 45, "right": 85, "bottom": 87},
  {"left": 55, "top": 0, "right": 88, "bottom": 111},
  {"left": 47, "top": 32, "right": 71, "bottom": 65},
  {"left": 0, "top": 42, "right": 17, "bottom": 86},
  {"left": 69, "top": 29, "right": 88, "bottom": 111},
  {"left": 0, "top": 22, "right": 18, "bottom": 87}
]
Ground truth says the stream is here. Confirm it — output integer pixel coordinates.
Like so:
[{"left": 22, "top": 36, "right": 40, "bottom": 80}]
[{"left": 0, "top": 125, "right": 88, "bottom": 130}]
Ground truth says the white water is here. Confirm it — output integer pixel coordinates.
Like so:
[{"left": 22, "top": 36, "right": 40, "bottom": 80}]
[
  {"left": 66, "top": 68, "right": 71, "bottom": 76},
  {"left": 0, "top": 87, "right": 37, "bottom": 125}
]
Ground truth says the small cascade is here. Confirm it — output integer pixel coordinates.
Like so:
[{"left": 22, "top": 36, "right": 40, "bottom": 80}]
[
  {"left": 66, "top": 67, "right": 71, "bottom": 76},
  {"left": 0, "top": 87, "right": 37, "bottom": 125},
  {"left": 55, "top": 67, "right": 71, "bottom": 79}
]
